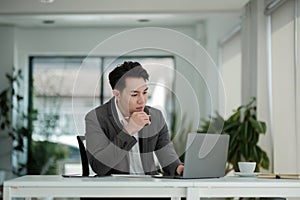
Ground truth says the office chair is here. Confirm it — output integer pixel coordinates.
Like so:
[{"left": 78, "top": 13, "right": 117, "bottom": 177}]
[{"left": 76, "top": 135, "right": 90, "bottom": 176}]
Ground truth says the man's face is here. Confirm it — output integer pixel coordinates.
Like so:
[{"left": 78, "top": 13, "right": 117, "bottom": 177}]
[{"left": 115, "top": 77, "right": 148, "bottom": 116}]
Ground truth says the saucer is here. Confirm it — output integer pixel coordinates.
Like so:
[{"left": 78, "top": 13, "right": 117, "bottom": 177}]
[{"left": 235, "top": 172, "right": 259, "bottom": 177}]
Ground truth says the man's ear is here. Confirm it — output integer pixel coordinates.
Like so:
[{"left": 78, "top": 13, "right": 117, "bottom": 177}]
[{"left": 113, "top": 89, "right": 120, "bottom": 100}]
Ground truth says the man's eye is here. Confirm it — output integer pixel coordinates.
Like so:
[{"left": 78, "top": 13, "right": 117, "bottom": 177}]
[
  {"left": 131, "top": 94, "right": 138, "bottom": 97},
  {"left": 143, "top": 91, "right": 148, "bottom": 95}
]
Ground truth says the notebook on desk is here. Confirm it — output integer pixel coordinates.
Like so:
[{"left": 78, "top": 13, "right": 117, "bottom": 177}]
[{"left": 155, "top": 133, "right": 230, "bottom": 179}]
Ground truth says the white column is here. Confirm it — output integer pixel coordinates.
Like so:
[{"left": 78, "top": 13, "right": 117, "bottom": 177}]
[{"left": 241, "top": 1, "right": 258, "bottom": 105}]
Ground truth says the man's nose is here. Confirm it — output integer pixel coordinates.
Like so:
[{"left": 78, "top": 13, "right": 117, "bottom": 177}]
[{"left": 137, "top": 94, "right": 145, "bottom": 104}]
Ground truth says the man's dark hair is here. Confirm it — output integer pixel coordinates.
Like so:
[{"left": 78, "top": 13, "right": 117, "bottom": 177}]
[{"left": 109, "top": 61, "right": 149, "bottom": 91}]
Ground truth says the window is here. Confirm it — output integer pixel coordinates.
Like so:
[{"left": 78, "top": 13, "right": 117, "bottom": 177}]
[
  {"left": 30, "top": 57, "right": 101, "bottom": 147},
  {"left": 269, "top": 0, "right": 299, "bottom": 173}
]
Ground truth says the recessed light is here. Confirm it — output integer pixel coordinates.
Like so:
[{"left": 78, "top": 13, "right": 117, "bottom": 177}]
[
  {"left": 42, "top": 20, "right": 55, "bottom": 24},
  {"left": 40, "top": 0, "right": 54, "bottom": 3},
  {"left": 138, "top": 19, "right": 150, "bottom": 23}
]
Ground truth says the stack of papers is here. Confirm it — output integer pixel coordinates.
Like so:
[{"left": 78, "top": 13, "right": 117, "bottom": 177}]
[
  {"left": 257, "top": 173, "right": 300, "bottom": 179},
  {"left": 111, "top": 174, "right": 153, "bottom": 178}
]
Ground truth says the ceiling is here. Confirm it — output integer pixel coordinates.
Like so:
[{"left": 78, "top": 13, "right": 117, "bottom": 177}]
[
  {"left": 0, "top": 0, "right": 249, "bottom": 27},
  {"left": 0, "top": 12, "right": 244, "bottom": 27}
]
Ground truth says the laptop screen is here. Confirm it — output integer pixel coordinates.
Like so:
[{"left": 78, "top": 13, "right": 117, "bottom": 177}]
[{"left": 182, "top": 133, "right": 229, "bottom": 179}]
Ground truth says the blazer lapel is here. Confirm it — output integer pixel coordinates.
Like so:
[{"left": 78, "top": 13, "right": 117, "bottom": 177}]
[{"left": 107, "top": 97, "right": 123, "bottom": 133}]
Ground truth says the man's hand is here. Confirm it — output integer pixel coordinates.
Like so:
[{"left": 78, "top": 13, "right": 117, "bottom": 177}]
[
  {"left": 176, "top": 164, "right": 184, "bottom": 176},
  {"left": 124, "top": 112, "right": 151, "bottom": 135}
]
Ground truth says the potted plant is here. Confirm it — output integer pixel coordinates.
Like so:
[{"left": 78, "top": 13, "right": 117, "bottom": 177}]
[
  {"left": 198, "top": 97, "right": 270, "bottom": 173},
  {"left": 0, "top": 68, "right": 38, "bottom": 175}
]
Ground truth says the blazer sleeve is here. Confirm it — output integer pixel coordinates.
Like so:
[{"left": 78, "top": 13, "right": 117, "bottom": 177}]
[
  {"left": 153, "top": 110, "right": 182, "bottom": 176},
  {"left": 85, "top": 109, "right": 137, "bottom": 175}
]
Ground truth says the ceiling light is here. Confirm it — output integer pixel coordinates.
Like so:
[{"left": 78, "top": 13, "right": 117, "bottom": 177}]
[
  {"left": 42, "top": 20, "right": 55, "bottom": 24},
  {"left": 40, "top": 0, "right": 54, "bottom": 3},
  {"left": 138, "top": 19, "right": 150, "bottom": 23}
]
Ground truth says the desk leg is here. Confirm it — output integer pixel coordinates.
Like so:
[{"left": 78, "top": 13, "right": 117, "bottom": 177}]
[
  {"left": 186, "top": 187, "right": 198, "bottom": 200},
  {"left": 3, "top": 186, "right": 11, "bottom": 200}
]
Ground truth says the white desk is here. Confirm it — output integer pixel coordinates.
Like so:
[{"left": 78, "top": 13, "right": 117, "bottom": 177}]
[
  {"left": 190, "top": 176, "right": 300, "bottom": 199},
  {"left": 3, "top": 175, "right": 300, "bottom": 200},
  {"left": 3, "top": 175, "right": 192, "bottom": 200}
]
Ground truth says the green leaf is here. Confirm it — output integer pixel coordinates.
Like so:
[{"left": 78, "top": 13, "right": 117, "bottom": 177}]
[
  {"left": 251, "top": 146, "right": 256, "bottom": 162},
  {"left": 227, "top": 110, "right": 240, "bottom": 123},
  {"left": 244, "top": 142, "right": 248, "bottom": 159},
  {"left": 249, "top": 117, "right": 266, "bottom": 133},
  {"left": 251, "top": 130, "right": 259, "bottom": 144},
  {"left": 223, "top": 121, "right": 240, "bottom": 132},
  {"left": 261, "top": 151, "right": 270, "bottom": 170},
  {"left": 259, "top": 122, "right": 267, "bottom": 134},
  {"left": 228, "top": 131, "right": 239, "bottom": 147},
  {"left": 240, "top": 121, "right": 249, "bottom": 142}
]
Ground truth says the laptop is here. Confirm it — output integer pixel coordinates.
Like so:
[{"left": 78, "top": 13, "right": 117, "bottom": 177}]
[{"left": 156, "top": 133, "right": 229, "bottom": 179}]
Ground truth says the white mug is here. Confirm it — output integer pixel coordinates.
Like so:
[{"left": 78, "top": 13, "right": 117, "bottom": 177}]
[{"left": 238, "top": 162, "right": 256, "bottom": 173}]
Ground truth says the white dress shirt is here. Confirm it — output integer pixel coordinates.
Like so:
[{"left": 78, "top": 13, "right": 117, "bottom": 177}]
[{"left": 114, "top": 99, "right": 145, "bottom": 174}]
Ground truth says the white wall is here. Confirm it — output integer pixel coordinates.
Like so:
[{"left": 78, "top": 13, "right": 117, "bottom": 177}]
[
  {"left": 203, "top": 17, "right": 241, "bottom": 120},
  {"left": 221, "top": 32, "right": 241, "bottom": 118},
  {"left": 0, "top": 26, "right": 15, "bottom": 178}
]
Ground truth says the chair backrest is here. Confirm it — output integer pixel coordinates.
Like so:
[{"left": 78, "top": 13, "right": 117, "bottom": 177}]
[{"left": 76, "top": 135, "right": 90, "bottom": 176}]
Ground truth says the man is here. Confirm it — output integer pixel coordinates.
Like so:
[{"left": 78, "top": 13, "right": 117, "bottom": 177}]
[{"left": 85, "top": 61, "right": 184, "bottom": 176}]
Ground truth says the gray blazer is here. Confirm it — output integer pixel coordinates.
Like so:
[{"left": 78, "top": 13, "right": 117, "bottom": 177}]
[{"left": 85, "top": 98, "right": 181, "bottom": 176}]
